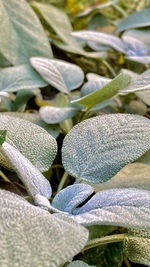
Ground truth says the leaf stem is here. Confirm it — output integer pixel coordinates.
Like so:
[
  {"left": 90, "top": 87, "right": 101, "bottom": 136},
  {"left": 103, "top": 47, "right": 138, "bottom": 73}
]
[
  {"left": 0, "top": 170, "right": 11, "bottom": 183},
  {"left": 57, "top": 171, "right": 69, "bottom": 193},
  {"left": 102, "top": 59, "right": 116, "bottom": 77},
  {"left": 112, "top": 4, "right": 128, "bottom": 17},
  {"left": 82, "top": 233, "right": 127, "bottom": 252},
  {"left": 124, "top": 257, "right": 131, "bottom": 267}
]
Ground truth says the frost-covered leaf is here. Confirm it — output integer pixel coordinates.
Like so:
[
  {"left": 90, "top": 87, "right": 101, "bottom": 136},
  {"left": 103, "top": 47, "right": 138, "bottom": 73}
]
[
  {"left": 1, "top": 142, "right": 52, "bottom": 208},
  {"left": 94, "top": 163, "right": 150, "bottom": 192},
  {"left": 71, "top": 73, "right": 130, "bottom": 108},
  {"left": 0, "top": 64, "right": 47, "bottom": 92},
  {"left": 0, "top": 189, "right": 88, "bottom": 267},
  {"left": 30, "top": 57, "right": 84, "bottom": 93},
  {"left": 52, "top": 184, "right": 94, "bottom": 213},
  {"left": 118, "top": 8, "right": 150, "bottom": 32},
  {"left": 31, "top": 2, "right": 105, "bottom": 59},
  {"left": 124, "top": 229, "right": 150, "bottom": 266},
  {"left": 3, "top": 112, "right": 60, "bottom": 138},
  {"left": 67, "top": 261, "right": 95, "bottom": 267},
  {"left": 0, "top": 130, "right": 7, "bottom": 147},
  {"left": 86, "top": 73, "right": 111, "bottom": 82},
  {"left": 40, "top": 106, "right": 79, "bottom": 124},
  {"left": 123, "top": 29, "right": 150, "bottom": 48},
  {"left": 62, "top": 114, "right": 150, "bottom": 183},
  {"left": 81, "top": 78, "right": 110, "bottom": 97},
  {"left": 72, "top": 31, "right": 127, "bottom": 53},
  {"left": 0, "top": 114, "right": 57, "bottom": 171},
  {"left": 0, "top": 0, "right": 52, "bottom": 65},
  {"left": 120, "top": 69, "right": 150, "bottom": 94}
]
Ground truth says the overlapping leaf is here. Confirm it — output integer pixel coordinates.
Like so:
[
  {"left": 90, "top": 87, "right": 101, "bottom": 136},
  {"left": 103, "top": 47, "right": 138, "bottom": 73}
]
[
  {"left": 67, "top": 261, "right": 95, "bottom": 267},
  {"left": 0, "top": 189, "right": 88, "bottom": 267},
  {"left": 71, "top": 73, "right": 130, "bottom": 108},
  {"left": 118, "top": 8, "right": 150, "bottom": 32},
  {"left": 0, "top": 114, "right": 57, "bottom": 171},
  {"left": 62, "top": 114, "right": 150, "bottom": 183},
  {"left": 40, "top": 106, "right": 78, "bottom": 124},
  {"left": 30, "top": 57, "right": 84, "bottom": 93},
  {"left": 0, "top": 64, "right": 47, "bottom": 92},
  {"left": 0, "top": 0, "right": 52, "bottom": 65}
]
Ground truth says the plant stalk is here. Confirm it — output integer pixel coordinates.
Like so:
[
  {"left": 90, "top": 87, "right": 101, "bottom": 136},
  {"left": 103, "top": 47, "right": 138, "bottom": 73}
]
[
  {"left": 57, "top": 171, "right": 69, "bottom": 193},
  {"left": 102, "top": 59, "right": 116, "bottom": 77},
  {"left": 82, "top": 233, "right": 127, "bottom": 252}
]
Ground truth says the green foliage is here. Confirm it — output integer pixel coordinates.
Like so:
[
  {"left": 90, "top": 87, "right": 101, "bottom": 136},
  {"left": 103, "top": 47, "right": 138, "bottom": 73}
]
[{"left": 0, "top": 0, "right": 150, "bottom": 266}]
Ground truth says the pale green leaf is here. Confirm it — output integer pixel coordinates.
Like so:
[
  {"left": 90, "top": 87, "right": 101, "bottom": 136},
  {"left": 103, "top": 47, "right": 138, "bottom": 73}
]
[
  {"left": 124, "top": 229, "right": 150, "bottom": 266},
  {"left": 62, "top": 114, "right": 150, "bottom": 183},
  {"left": 3, "top": 112, "right": 60, "bottom": 139},
  {"left": 0, "top": 114, "right": 57, "bottom": 171},
  {"left": 40, "top": 106, "right": 78, "bottom": 124},
  {"left": 0, "top": 189, "right": 88, "bottom": 267},
  {"left": 1, "top": 142, "right": 52, "bottom": 208},
  {"left": 31, "top": 2, "right": 105, "bottom": 59},
  {"left": 30, "top": 57, "right": 84, "bottom": 93},
  {"left": 118, "top": 8, "right": 150, "bottom": 32},
  {"left": 0, "top": 130, "right": 7, "bottom": 147},
  {"left": 93, "top": 163, "right": 150, "bottom": 192},
  {"left": 0, "top": 0, "right": 52, "bottom": 65},
  {"left": 71, "top": 73, "right": 130, "bottom": 108},
  {"left": 0, "top": 64, "right": 47, "bottom": 92}
]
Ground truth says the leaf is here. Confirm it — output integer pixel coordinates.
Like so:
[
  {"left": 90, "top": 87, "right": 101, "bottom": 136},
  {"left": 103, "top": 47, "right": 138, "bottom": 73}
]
[
  {"left": 11, "top": 89, "right": 38, "bottom": 112},
  {"left": 0, "top": 130, "right": 7, "bottom": 147},
  {"left": 124, "top": 229, "right": 150, "bottom": 266},
  {"left": 1, "top": 142, "right": 52, "bottom": 208},
  {"left": 120, "top": 69, "right": 150, "bottom": 94},
  {"left": 40, "top": 106, "right": 79, "bottom": 124},
  {"left": 31, "top": 2, "right": 105, "bottom": 59},
  {"left": 71, "top": 73, "right": 130, "bottom": 108},
  {"left": 30, "top": 57, "right": 84, "bottom": 93},
  {"left": 0, "top": 0, "right": 52, "bottom": 65},
  {"left": 62, "top": 114, "right": 150, "bottom": 183},
  {"left": 67, "top": 261, "right": 95, "bottom": 267},
  {"left": 0, "top": 189, "right": 88, "bottom": 266},
  {"left": 52, "top": 184, "right": 94, "bottom": 213},
  {"left": 72, "top": 31, "right": 127, "bottom": 53},
  {"left": 93, "top": 163, "right": 150, "bottom": 192},
  {"left": 86, "top": 73, "right": 111, "bottom": 82},
  {"left": 0, "top": 64, "right": 47, "bottom": 92},
  {"left": 118, "top": 8, "right": 150, "bottom": 32},
  {"left": 71, "top": 188, "right": 150, "bottom": 229},
  {"left": 81, "top": 79, "right": 110, "bottom": 97},
  {"left": 0, "top": 114, "right": 57, "bottom": 171},
  {"left": 3, "top": 112, "right": 60, "bottom": 139},
  {"left": 123, "top": 29, "right": 150, "bottom": 48}
]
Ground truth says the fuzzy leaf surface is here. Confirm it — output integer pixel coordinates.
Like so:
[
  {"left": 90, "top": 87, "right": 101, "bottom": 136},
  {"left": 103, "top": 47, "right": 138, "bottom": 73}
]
[
  {"left": 0, "top": 64, "right": 47, "bottom": 92},
  {"left": 0, "top": 0, "right": 52, "bottom": 65},
  {"left": 67, "top": 261, "right": 95, "bottom": 267},
  {"left": 0, "top": 115, "right": 57, "bottom": 171},
  {"left": 40, "top": 106, "right": 78, "bottom": 124},
  {"left": 71, "top": 73, "right": 130, "bottom": 108},
  {"left": 30, "top": 57, "right": 84, "bottom": 93},
  {"left": 0, "top": 189, "right": 88, "bottom": 267},
  {"left": 62, "top": 114, "right": 150, "bottom": 183},
  {"left": 52, "top": 184, "right": 94, "bottom": 213}
]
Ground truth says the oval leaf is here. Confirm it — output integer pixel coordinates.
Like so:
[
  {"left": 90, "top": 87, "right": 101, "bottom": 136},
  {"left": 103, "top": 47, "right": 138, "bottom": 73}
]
[
  {"left": 30, "top": 57, "right": 84, "bottom": 93},
  {"left": 62, "top": 114, "right": 150, "bottom": 183},
  {"left": 0, "top": 189, "right": 88, "bottom": 266},
  {"left": 0, "top": 64, "right": 47, "bottom": 92},
  {"left": 0, "top": 0, "right": 52, "bottom": 65},
  {"left": 40, "top": 106, "right": 78, "bottom": 124},
  {"left": 118, "top": 8, "right": 150, "bottom": 32},
  {"left": 0, "top": 115, "right": 57, "bottom": 171},
  {"left": 71, "top": 73, "right": 130, "bottom": 108}
]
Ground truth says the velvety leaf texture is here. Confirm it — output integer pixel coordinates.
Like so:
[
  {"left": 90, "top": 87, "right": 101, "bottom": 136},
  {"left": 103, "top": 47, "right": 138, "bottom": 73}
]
[
  {"left": 0, "top": 115, "right": 57, "bottom": 171},
  {"left": 0, "top": 0, "right": 52, "bottom": 65},
  {"left": 0, "top": 64, "right": 47, "bottom": 92},
  {"left": 30, "top": 57, "right": 84, "bottom": 93},
  {"left": 0, "top": 189, "right": 88, "bottom": 267},
  {"left": 39, "top": 106, "right": 78, "bottom": 124},
  {"left": 124, "top": 229, "right": 150, "bottom": 266},
  {"left": 52, "top": 184, "right": 94, "bottom": 213},
  {"left": 62, "top": 114, "right": 150, "bottom": 183},
  {"left": 3, "top": 112, "right": 60, "bottom": 138},
  {"left": 1, "top": 142, "right": 52, "bottom": 208},
  {"left": 67, "top": 261, "right": 95, "bottom": 267}
]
